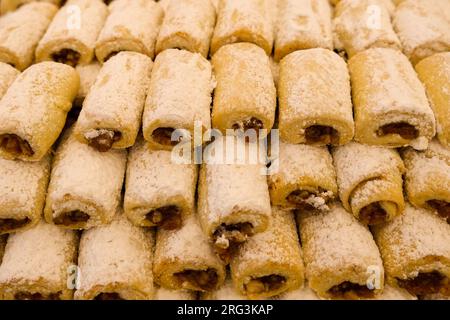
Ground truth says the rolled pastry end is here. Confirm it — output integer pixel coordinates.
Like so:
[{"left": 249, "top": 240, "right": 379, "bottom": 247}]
[
  {"left": 376, "top": 122, "right": 419, "bottom": 141},
  {"left": 174, "top": 268, "right": 220, "bottom": 292},
  {"left": 0, "top": 134, "right": 34, "bottom": 158},
  {"left": 84, "top": 129, "right": 123, "bottom": 152},
  {"left": 46, "top": 198, "right": 103, "bottom": 230},
  {"left": 13, "top": 291, "right": 63, "bottom": 300},
  {"left": 427, "top": 200, "right": 450, "bottom": 224},
  {"left": 327, "top": 281, "right": 378, "bottom": 300},
  {"left": 0, "top": 217, "right": 31, "bottom": 235},
  {"left": 244, "top": 275, "right": 287, "bottom": 298},
  {"left": 36, "top": 40, "right": 92, "bottom": 67},
  {"left": 304, "top": 125, "right": 340, "bottom": 145},
  {"left": 396, "top": 271, "right": 450, "bottom": 297},
  {"left": 212, "top": 222, "right": 254, "bottom": 264},
  {"left": 131, "top": 205, "right": 183, "bottom": 230},
  {"left": 286, "top": 188, "right": 334, "bottom": 212}
]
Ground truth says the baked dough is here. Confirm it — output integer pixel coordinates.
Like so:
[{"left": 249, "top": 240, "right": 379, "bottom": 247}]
[
  {"left": 298, "top": 202, "right": 384, "bottom": 299},
  {"left": 0, "top": 2, "right": 57, "bottom": 70},
  {"left": 349, "top": 48, "right": 435, "bottom": 150},
  {"left": 124, "top": 138, "right": 197, "bottom": 229},
  {"left": 211, "top": 0, "right": 274, "bottom": 55},
  {"left": 0, "top": 154, "right": 51, "bottom": 235},
  {"left": 0, "top": 0, "right": 61, "bottom": 14},
  {"left": 153, "top": 213, "right": 226, "bottom": 292},
  {"left": 268, "top": 143, "right": 337, "bottom": 211},
  {"left": 230, "top": 210, "right": 305, "bottom": 299},
  {"left": 155, "top": 0, "right": 216, "bottom": 57},
  {"left": 211, "top": 43, "right": 276, "bottom": 137},
  {"left": 0, "top": 221, "right": 78, "bottom": 300},
  {"left": 75, "top": 213, "right": 154, "bottom": 300},
  {"left": 143, "top": 49, "right": 213, "bottom": 150},
  {"left": 274, "top": 0, "right": 333, "bottom": 62},
  {"left": 36, "top": 0, "right": 108, "bottom": 66},
  {"left": 74, "top": 62, "right": 101, "bottom": 108},
  {"left": 415, "top": 52, "right": 450, "bottom": 147},
  {"left": 95, "top": 0, "right": 164, "bottom": 63},
  {"left": 0, "top": 62, "right": 79, "bottom": 161},
  {"left": 278, "top": 48, "right": 354, "bottom": 145},
  {"left": 333, "top": 142, "right": 405, "bottom": 225},
  {"left": 75, "top": 51, "right": 152, "bottom": 151},
  {"left": 0, "top": 62, "right": 19, "bottom": 99},
  {"left": 373, "top": 204, "right": 450, "bottom": 297},
  {"left": 393, "top": 0, "right": 450, "bottom": 65},
  {"left": 402, "top": 140, "right": 450, "bottom": 224},
  {"left": 44, "top": 129, "right": 127, "bottom": 229}
]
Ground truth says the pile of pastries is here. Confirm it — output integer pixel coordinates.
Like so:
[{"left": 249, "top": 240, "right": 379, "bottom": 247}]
[{"left": 0, "top": 0, "right": 448, "bottom": 300}]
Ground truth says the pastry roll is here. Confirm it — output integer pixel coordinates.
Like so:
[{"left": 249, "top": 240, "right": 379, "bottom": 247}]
[
  {"left": 143, "top": 49, "right": 213, "bottom": 150},
  {"left": 0, "top": 155, "right": 51, "bottom": 235},
  {"left": 0, "top": 62, "right": 79, "bottom": 162},
  {"left": 393, "top": 0, "right": 450, "bottom": 65},
  {"left": 44, "top": 130, "right": 127, "bottom": 229},
  {"left": 268, "top": 143, "right": 337, "bottom": 211},
  {"left": 373, "top": 204, "right": 450, "bottom": 297},
  {"left": 0, "top": 2, "right": 57, "bottom": 71},
  {"left": 95, "top": 0, "right": 164, "bottom": 63},
  {"left": 36, "top": 0, "right": 108, "bottom": 67},
  {"left": 332, "top": 142, "right": 405, "bottom": 225},
  {"left": 154, "top": 287, "right": 197, "bottom": 300},
  {"left": 230, "top": 210, "right": 305, "bottom": 299},
  {"left": 0, "top": 221, "right": 78, "bottom": 300},
  {"left": 0, "top": 63, "right": 19, "bottom": 99},
  {"left": 0, "top": 0, "right": 61, "bottom": 14},
  {"left": 75, "top": 214, "right": 154, "bottom": 300},
  {"left": 155, "top": 0, "right": 216, "bottom": 57},
  {"left": 274, "top": 0, "right": 333, "bottom": 62},
  {"left": 298, "top": 203, "right": 384, "bottom": 299},
  {"left": 349, "top": 48, "right": 435, "bottom": 149},
  {"left": 153, "top": 213, "right": 226, "bottom": 292},
  {"left": 74, "top": 61, "right": 101, "bottom": 107},
  {"left": 402, "top": 140, "right": 450, "bottom": 224},
  {"left": 415, "top": 52, "right": 450, "bottom": 147},
  {"left": 211, "top": 43, "right": 276, "bottom": 136},
  {"left": 211, "top": 0, "right": 274, "bottom": 55},
  {"left": 124, "top": 138, "right": 197, "bottom": 230},
  {"left": 75, "top": 52, "right": 152, "bottom": 151},
  {"left": 333, "top": 0, "right": 401, "bottom": 59},
  {"left": 201, "top": 277, "right": 247, "bottom": 300},
  {"left": 198, "top": 137, "right": 272, "bottom": 263},
  {"left": 279, "top": 48, "right": 354, "bottom": 145}
]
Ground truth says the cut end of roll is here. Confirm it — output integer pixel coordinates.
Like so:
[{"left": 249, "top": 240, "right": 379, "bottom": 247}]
[
  {"left": 245, "top": 275, "right": 287, "bottom": 297},
  {"left": 287, "top": 189, "right": 333, "bottom": 211},
  {"left": 213, "top": 222, "right": 254, "bottom": 263},
  {"left": 175, "top": 268, "right": 219, "bottom": 292},
  {"left": 328, "top": 281, "right": 376, "bottom": 300},
  {"left": 145, "top": 205, "right": 182, "bottom": 230},
  {"left": 377, "top": 122, "right": 419, "bottom": 140},
  {"left": 151, "top": 127, "right": 178, "bottom": 147},
  {"left": 85, "top": 129, "right": 122, "bottom": 152},
  {"left": 427, "top": 200, "right": 450, "bottom": 223},
  {"left": 53, "top": 210, "right": 90, "bottom": 227},
  {"left": 0, "top": 134, "right": 34, "bottom": 157},
  {"left": 14, "top": 291, "right": 62, "bottom": 300},
  {"left": 51, "top": 49, "right": 81, "bottom": 67},
  {"left": 232, "top": 117, "right": 264, "bottom": 132},
  {"left": 94, "top": 292, "right": 125, "bottom": 300},
  {"left": 304, "top": 125, "right": 339, "bottom": 145},
  {"left": 359, "top": 202, "right": 388, "bottom": 225},
  {"left": 0, "top": 217, "right": 31, "bottom": 234},
  {"left": 397, "top": 272, "right": 449, "bottom": 297}
]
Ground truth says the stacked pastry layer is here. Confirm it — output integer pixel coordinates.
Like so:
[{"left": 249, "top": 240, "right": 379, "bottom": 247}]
[{"left": 0, "top": 0, "right": 448, "bottom": 301}]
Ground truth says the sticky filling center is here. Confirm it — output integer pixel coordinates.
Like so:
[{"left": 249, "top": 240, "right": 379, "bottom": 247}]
[
  {"left": 94, "top": 292, "right": 124, "bottom": 300},
  {"left": 0, "top": 134, "right": 34, "bottom": 157},
  {"left": 328, "top": 281, "right": 375, "bottom": 299},
  {"left": 152, "top": 127, "right": 178, "bottom": 146},
  {"left": 86, "top": 129, "right": 122, "bottom": 152},
  {"left": 377, "top": 122, "right": 419, "bottom": 140},
  {"left": 359, "top": 202, "right": 388, "bottom": 225},
  {"left": 232, "top": 117, "right": 264, "bottom": 131},
  {"left": 213, "top": 222, "right": 254, "bottom": 263},
  {"left": 245, "top": 275, "right": 286, "bottom": 295},
  {"left": 145, "top": 205, "right": 182, "bottom": 230},
  {"left": 51, "top": 49, "right": 81, "bottom": 67},
  {"left": 14, "top": 291, "right": 61, "bottom": 300},
  {"left": 397, "top": 271, "right": 449, "bottom": 296},
  {"left": 175, "top": 268, "right": 219, "bottom": 291},
  {"left": 0, "top": 217, "right": 30, "bottom": 233},
  {"left": 305, "top": 125, "right": 339, "bottom": 145},
  {"left": 427, "top": 200, "right": 450, "bottom": 222},
  {"left": 53, "top": 210, "right": 90, "bottom": 226}
]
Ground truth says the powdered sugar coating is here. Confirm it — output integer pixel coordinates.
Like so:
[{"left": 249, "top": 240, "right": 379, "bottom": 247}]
[
  {"left": 76, "top": 51, "right": 152, "bottom": 149},
  {"left": 0, "top": 221, "right": 78, "bottom": 299},
  {"left": 274, "top": 0, "right": 333, "bottom": 61},
  {"left": 333, "top": 0, "right": 401, "bottom": 58},
  {"left": 44, "top": 130, "right": 127, "bottom": 229},
  {"left": 0, "top": 2, "right": 57, "bottom": 70},
  {"left": 156, "top": 0, "right": 216, "bottom": 57},
  {"left": 0, "top": 62, "right": 19, "bottom": 99},
  {"left": 96, "top": 0, "right": 164, "bottom": 62},
  {"left": 75, "top": 61, "right": 101, "bottom": 101},
  {"left": 393, "top": 0, "right": 450, "bottom": 65},
  {"left": 36, "top": 0, "right": 108, "bottom": 65},
  {"left": 373, "top": 204, "right": 450, "bottom": 281},
  {"left": 75, "top": 214, "right": 154, "bottom": 300},
  {"left": 211, "top": 0, "right": 274, "bottom": 55},
  {"left": 278, "top": 48, "right": 354, "bottom": 145}
]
